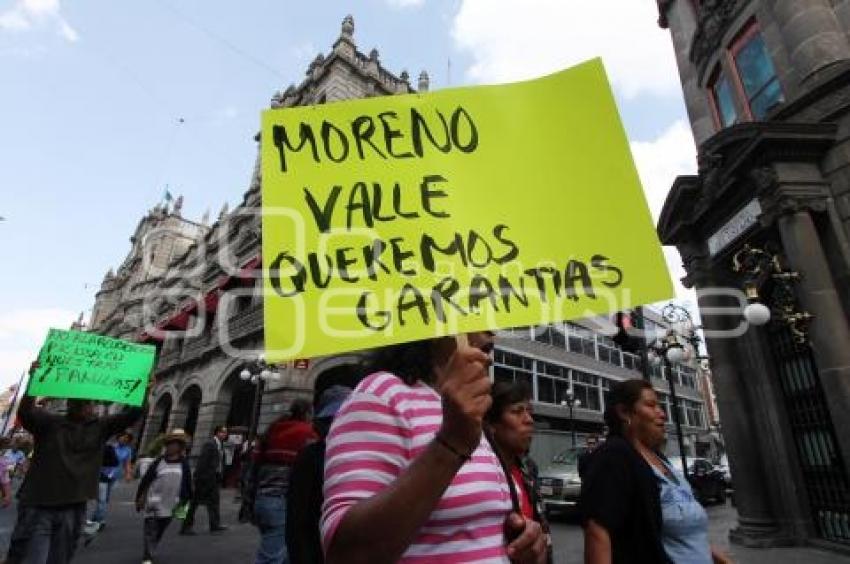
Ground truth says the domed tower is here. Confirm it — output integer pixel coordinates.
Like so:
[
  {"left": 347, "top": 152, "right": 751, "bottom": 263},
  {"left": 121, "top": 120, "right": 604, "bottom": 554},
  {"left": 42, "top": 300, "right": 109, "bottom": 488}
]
[{"left": 657, "top": 0, "right": 850, "bottom": 550}]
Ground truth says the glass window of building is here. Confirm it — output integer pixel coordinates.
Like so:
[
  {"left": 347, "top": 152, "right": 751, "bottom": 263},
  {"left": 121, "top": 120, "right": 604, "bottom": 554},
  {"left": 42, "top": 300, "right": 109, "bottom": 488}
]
[
  {"left": 710, "top": 69, "right": 738, "bottom": 127},
  {"left": 657, "top": 391, "right": 670, "bottom": 419},
  {"left": 731, "top": 23, "right": 784, "bottom": 119},
  {"left": 566, "top": 323, "right": 596, "bottom": 358},
  {"left": 493, "top": 349, "right": 534, "bottom": 391},
  {"left": 622, "top": 352, "right": 641, "bottom": 372},
  {"left": 597, "top": 335, "right": 622, "bottom": 367},
  {"left": 572, "top": 370, "right": 602, "bottom": 412}
]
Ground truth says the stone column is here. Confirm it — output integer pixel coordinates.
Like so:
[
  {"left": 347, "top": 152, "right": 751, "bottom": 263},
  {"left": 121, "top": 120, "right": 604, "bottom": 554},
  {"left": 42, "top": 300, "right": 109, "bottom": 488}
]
[
  {"left": 769, "top": 0, "right": 850, "bottom": 82},
  {"left": 689, "top": 258, "right": 794, "bottom": 546},
  {"left": 776, "top": 207, "right": 850, "bottom": 471},
  {"left": 168, "top": 408, "right": 188, "bottom": 430}
]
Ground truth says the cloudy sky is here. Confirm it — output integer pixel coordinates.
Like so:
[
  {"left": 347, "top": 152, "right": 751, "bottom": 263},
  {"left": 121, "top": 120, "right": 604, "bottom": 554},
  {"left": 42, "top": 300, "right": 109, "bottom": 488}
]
[{"left": 0, "top": 0, "right": 698, "bottom": 388}]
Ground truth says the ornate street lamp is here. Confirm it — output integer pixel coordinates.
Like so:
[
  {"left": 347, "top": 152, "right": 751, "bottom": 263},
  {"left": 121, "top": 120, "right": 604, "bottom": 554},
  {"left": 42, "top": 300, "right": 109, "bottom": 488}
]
[
  {"left": 645, "top": 303, "right": 703, "bottom": 481},
  {"left": 733, "top": 244, "right": 812, "bottom": 345},
  {"left": 240, "top": 354, "right": 281, "bottom": 442},
  {"left": 560, "top": 388, "right": 581, "bottom": 448}
]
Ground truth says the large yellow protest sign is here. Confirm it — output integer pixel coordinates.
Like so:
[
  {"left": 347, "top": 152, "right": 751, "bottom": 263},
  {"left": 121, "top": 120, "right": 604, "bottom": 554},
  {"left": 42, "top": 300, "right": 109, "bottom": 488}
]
[{"left": 261, "top": 58, "right": 673, "bottom": 361}]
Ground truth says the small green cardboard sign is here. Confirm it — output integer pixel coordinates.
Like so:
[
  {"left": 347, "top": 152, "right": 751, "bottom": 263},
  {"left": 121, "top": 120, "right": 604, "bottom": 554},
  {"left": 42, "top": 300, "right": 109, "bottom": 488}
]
[{"left": 28, "top": 329, "right": 155, "bottom": 406}]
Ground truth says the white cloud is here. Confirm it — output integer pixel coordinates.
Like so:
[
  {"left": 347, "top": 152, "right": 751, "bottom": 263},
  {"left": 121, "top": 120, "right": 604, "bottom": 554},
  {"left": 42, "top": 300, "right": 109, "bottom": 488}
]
[
  {"left": 58, "top": 18, "right": 77, "bottom": 42},
  {"left": 451, "top": 0, "right": 678, "bottom": 99},
  {"left": 386, "top": 0, "right": 425, "bottom": 8},
  {"left": 0, "top": 0, "right": 78, "bottom": 42},
  {"left": 630, "top": 120, "right": 698, "bottom": 302},
  {"left": 630, "top": 120, "right": 697, "bottom": 223},
  {"left": 0, "top": 307, "right": 78, "bottom": 388}
]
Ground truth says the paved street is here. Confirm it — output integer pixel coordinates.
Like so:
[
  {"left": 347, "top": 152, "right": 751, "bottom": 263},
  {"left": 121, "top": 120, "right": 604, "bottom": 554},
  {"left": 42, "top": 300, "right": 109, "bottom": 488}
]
[{"left": 0, "top": 481, "right": 848, "bottom": 563}]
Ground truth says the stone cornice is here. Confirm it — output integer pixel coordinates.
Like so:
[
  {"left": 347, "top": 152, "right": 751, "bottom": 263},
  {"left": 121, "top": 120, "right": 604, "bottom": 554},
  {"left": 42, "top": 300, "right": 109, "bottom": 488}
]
[
  {"left": 772, "top": 60, "right": 850, "bottom": 123},
  {"left": 688, "top": 0, "right": 747, "bottom": 78},
  {"left": 658, "top": 122, "right": 836, "bottom": 246}
]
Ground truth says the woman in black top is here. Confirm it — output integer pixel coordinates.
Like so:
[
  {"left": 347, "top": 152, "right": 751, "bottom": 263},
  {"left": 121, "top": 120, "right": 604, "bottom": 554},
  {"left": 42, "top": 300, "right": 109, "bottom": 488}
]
[{"left": 580, "top": 379, "right": 730, "bottom": 564}]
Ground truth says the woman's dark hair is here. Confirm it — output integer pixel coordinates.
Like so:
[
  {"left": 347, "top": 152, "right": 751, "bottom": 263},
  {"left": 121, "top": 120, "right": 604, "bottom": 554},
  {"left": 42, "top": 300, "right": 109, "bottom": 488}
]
[
  {"left": 362, "top": 339, "right": 437, "bottom": 385},
  {"left": 289, "top": 398, "right": 312, "bottom": 421},
  {"left": 603, "top": 379, "right": 654, "bottom": 437},
  {"left": 485, "top": 380, "right": 532, "bottom": 424}
]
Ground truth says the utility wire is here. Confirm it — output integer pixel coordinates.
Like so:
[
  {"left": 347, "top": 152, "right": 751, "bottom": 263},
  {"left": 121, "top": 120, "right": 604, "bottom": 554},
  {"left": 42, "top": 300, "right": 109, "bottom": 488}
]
[{"left": 153, "top": 0, "right": 286, "bottom": 81}]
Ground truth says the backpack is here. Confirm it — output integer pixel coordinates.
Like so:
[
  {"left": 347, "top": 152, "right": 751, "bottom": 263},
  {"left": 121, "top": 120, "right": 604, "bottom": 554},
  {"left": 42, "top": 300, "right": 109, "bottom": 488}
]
[{"left": 101, "top": 444, "right": 119, "bottom": 468}]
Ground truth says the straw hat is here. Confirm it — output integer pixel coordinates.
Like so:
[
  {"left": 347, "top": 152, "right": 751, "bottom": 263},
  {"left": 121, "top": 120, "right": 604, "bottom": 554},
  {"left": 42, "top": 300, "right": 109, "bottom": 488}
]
[{"left": 164, "top": 429, "right": 190, "bottom": 445}]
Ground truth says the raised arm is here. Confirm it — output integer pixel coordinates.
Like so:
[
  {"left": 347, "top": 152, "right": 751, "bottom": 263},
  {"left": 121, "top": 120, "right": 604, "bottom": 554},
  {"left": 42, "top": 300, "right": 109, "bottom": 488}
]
[
  {"left": 323, "top": 347, "right": 492, "bottom": 564},
  {"left": 18, "top": 395, "right": 54, "bottom": 437},
  {"left": 102, "top": 378, "right": 152, "bottom": 439}
]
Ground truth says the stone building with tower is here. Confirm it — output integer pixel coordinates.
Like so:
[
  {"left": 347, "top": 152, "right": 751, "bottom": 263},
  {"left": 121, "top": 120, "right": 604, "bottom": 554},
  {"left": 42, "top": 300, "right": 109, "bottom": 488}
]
[
  {"left": 657, "top": 0, "right": 850, "bottom": 550},
  {"left": 89, "top": 16, "right": 709, "bottom": 475}
]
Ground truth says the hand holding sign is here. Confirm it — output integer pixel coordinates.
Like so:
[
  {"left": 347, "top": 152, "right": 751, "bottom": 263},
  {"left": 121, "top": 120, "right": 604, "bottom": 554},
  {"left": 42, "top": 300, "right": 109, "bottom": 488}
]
[{"left": 435, "top": 334, "right": 492, "bottom": 457}]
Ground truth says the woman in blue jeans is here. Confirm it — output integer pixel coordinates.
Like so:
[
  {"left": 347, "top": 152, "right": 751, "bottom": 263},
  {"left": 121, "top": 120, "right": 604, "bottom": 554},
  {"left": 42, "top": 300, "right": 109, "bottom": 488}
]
[{"left": 249, "top": 399, "right": 317, "bottom": 564}]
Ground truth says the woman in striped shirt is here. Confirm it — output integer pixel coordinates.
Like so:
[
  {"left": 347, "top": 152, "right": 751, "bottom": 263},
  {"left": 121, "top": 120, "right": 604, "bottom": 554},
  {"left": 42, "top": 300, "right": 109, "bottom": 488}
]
[{"left": 321, "top": 332, "right": 547, "bottom": 564}]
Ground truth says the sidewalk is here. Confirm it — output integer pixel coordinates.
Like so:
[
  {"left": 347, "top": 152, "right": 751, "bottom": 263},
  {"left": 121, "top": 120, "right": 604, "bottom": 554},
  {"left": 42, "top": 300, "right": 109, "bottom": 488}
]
[{"left": 706, "top": 503, "right": 850, "bottom": 564}]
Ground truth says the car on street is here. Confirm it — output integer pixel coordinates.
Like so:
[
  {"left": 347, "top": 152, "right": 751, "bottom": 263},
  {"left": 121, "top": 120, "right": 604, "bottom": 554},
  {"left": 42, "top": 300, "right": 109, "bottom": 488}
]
[
  {"left": 537, "top": 447, "right": 588, "bottom": 517},
  {"left": 717, "top": 454, "right": 732, "bottom": 487},
  {"left": 670, "top": 456, "right": 727, "bottom": 505}
]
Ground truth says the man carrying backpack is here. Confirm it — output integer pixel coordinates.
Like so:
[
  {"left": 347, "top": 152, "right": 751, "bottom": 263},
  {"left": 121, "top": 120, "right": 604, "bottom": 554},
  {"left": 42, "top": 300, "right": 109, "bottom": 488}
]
[{"left": 87, "top": 431, "right": 134, "bottom": 532}]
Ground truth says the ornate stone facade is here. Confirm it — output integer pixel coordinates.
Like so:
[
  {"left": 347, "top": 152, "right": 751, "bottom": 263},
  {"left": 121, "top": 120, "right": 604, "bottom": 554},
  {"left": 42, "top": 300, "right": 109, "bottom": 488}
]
[
  {"left": 657, "top": 0, "right": 850, "bottom": 550},
  {"left": 89, "top": 16, "right": 423, "bottom": 458}
]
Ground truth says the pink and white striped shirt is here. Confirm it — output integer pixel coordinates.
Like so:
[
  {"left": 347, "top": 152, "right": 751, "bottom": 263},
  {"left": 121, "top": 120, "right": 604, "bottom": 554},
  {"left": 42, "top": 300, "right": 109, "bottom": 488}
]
[{"left": 321, "top": 372, "right": 513, "bottom": 563}]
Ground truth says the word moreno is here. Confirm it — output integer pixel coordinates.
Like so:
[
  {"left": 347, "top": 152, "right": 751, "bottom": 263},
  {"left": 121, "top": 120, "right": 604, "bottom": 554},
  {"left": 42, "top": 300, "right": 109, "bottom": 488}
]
[{"left": 271, "top": 106, "right": 478, "bottom": 173}]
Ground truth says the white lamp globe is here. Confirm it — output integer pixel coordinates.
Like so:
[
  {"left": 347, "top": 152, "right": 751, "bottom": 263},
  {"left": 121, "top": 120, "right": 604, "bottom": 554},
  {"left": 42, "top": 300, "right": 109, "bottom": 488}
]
[
  {"left": 260, "top": 368, "right": 272, "bottom": 380},
  {"left": 744, "top": 302, "right": 771, "bottom": 326},
  {"left": 575, "top": 399, "right": 582, "bottom": 408},
  {"left": 666, "top": 346, "right": 685, "bottom": 365},
  {"left": 240, "top": 369, "right": 251, "bottom": 381}
]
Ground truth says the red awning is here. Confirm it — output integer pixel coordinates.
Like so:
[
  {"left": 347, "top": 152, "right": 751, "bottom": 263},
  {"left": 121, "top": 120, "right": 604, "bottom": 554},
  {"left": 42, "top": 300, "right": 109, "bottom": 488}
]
[
  {"left": 203, "top": 289, "right": 221, "bottom": 312},
  {"left": 138, "top": 329, "right": 164, "bottom": 343},
  {"left": 238, "top": 256, "right": 261, "bottom": 281},
  {"left": 180, "top": 299, "right": 199, "bottom": 314},
  {"left": 159, "top": 310, "right": 190, "bottom": 330}
]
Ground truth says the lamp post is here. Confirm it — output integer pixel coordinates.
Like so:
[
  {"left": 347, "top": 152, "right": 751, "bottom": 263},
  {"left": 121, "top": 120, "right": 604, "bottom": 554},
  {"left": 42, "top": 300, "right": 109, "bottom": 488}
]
[
  {"left": 645, "top": 303, "right": 704, "bottom": 481},
  {"left": 240, "top": 354, "right": 281, "bottom": 442},
  {"left": 560, "top": 388, "right": 581, "bottom": 448},
  {"left": 733, "top": 243, "right": 812, "bottom": 345}
]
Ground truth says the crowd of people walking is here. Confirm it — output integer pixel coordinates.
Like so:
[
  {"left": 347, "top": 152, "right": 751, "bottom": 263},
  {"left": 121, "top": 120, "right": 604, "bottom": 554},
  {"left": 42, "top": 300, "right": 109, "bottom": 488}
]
[{"left": 1, "top": 334, "right": 732, "bottom": 563}]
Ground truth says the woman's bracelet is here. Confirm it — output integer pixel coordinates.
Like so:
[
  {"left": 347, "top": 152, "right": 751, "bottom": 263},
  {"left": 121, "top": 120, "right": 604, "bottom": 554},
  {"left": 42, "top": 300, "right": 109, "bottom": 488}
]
[{"left": 434, "top": 433, "right": 473, "bottom": 463}]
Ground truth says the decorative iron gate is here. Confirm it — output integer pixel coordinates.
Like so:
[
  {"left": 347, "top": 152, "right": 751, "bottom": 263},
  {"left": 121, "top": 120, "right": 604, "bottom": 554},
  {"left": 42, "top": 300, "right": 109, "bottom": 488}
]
[{"left": 770, "top": 326, "right": 850, "bottom": 544}]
